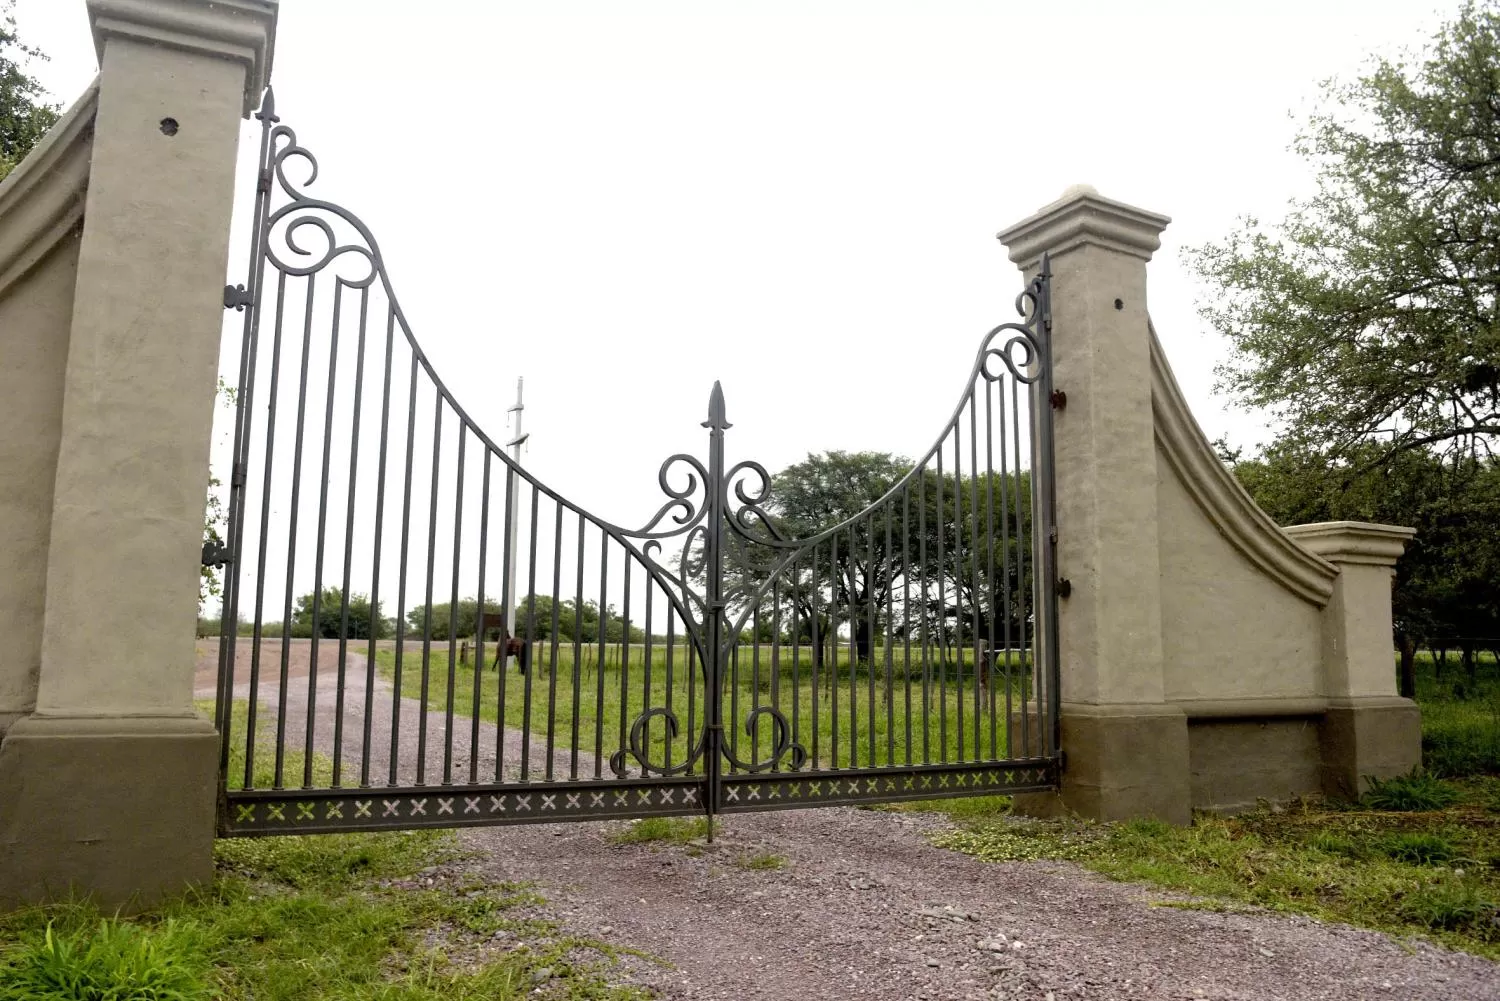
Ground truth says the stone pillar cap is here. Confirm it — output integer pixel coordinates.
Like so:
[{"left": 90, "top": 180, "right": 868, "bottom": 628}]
[
  {"left": 88, "top": 0, "right": 278, "bottom": 117},
  {"left": 996, "top": 184, "right": 1171, "bottom": 271},
  {"left": 1284, "top": 521, "right": 1416, "bottom": 566}
]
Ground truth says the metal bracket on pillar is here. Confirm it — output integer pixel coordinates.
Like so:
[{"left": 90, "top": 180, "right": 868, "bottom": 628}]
[
  {"left": 202, "top": 540, "right": 232, "bottom": 569},
  {"left": 223, "top": 284, "right": 253, "bottom": 311}
]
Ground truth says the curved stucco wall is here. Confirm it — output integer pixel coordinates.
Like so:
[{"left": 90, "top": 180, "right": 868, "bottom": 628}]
[
  {"left": 1148, "top": 321, "right": 1335, "bottom": 706},
  {"left": 0, "top": 83, "right": 96, "bottom": 727}
]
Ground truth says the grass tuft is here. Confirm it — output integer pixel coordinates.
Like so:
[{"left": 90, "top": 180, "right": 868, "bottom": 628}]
[
  {"left": 735, "top": 852, "right": 788, "bottom": 871},
  {"left": 1361, "top": 770, "right": 1462, "bottom": 811},
  {"left": 0, "top": 917, "right": 212, "bottom": 1001},
  {"left": 606, "top": 817, "right": 710, "bottom": 846},
  {"left": 1380, "top": 831, "right": 1459, "bottom": 865}
]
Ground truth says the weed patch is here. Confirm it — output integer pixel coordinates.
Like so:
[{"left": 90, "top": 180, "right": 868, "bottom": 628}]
[{"left": 0, "top": 832, "right": 651, "bottom": 1000}]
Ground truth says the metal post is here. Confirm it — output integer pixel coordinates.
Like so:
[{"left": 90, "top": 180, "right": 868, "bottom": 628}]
[
  {"left": 506, "top": 377, "right": 528, "bottom": 667},
  {"left": 703, "top": 381, "right": 730, "bottom": 840}
]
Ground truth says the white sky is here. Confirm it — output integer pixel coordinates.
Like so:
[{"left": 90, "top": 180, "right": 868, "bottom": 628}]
[{"left": 13, "top": 0, "right": 1465, "bottom": 620}]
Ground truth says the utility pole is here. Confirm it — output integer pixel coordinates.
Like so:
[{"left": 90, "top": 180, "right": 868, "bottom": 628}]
[{"left": 505, "top": 378, "right": 528, "bottom": 647}]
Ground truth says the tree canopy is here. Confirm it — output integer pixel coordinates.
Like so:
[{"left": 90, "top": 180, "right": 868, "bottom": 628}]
[
  {"left": 0, "top": 0, "right": 58, "bottom": 182},
  {"left": 1191, "top": 1, "right": 1500, "bottom": 465}
]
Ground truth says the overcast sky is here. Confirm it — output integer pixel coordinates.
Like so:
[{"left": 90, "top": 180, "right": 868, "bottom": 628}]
[{"left": 13, "top": 0, "right": 1466, "bottom": 620}]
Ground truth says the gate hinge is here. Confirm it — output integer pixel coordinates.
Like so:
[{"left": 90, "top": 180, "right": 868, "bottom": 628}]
[
  {"left": 257, "top": 167, "right": 272, "bottom": 194},
  {"left": 1049, "top": 389, "right": 1067, "bottom": 410},
  {"left": 224, "top": 284, "right": 253, "bottom": 311},
  {"left": 202, "top": 539, "right": 232, "bottom": 569},
  {"left": 1055, "top": 577, "right": 1072, "bottom": 598},
  {"left": 230, "top": 461, "right": 247, "bottom": 488},
  {"left": 1048, "top": 527, "right": 1058, "bottom": 545}
]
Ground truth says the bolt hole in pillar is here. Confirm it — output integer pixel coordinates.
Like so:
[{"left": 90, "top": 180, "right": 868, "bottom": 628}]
[
  {"left": 159, "top": 117, "right": 178, "bottom": 136},
  {"left": 1113, "top": 298, "right": 1123, "bottom": 310}
]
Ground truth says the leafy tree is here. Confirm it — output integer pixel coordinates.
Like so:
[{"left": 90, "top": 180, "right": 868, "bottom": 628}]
[
  {"left": 1190, "top": 1, "right": 1500, "bottom": 465},
  {"left": 292, "top": 587, "right": 389, "bottom": 640},
  {"left": 0, "top": 0, "right": 58, "bottom": 182},
  {"left": 726, "top": 451, "right": 912, "bottom": 666}
]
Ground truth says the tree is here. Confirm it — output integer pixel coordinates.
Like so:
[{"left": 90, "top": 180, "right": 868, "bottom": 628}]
[
  {"left": 292, "top": 587, "right": 389, "bottom": 640},
  {"left": 0, "top": 0, "right": 58, "bottom": 182},
  {"left": 730, "top": 451, "right": 912, "bottom": 666},
  {"left": 1190, "top": 1, "right": 1500, "bottom": 466}
]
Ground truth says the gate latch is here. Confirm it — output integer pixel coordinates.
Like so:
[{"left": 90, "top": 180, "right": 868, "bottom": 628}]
[
  {"left": 223, "top": 284, "right": 253, "bottom": 311},
  {"left": 202, "top": 539, "right": 232, "bottom": 569},
  {"left": 1055, "top": 577, "right": 1072, "bottom": 598},
  {"left": 1049, "top": 389, "right": 1067, "bottom": 410}
]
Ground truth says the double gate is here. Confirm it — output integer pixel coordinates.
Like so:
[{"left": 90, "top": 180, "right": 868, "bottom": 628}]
[{"left": 212, "top": 92, "right": 1061, "bottom": 837}]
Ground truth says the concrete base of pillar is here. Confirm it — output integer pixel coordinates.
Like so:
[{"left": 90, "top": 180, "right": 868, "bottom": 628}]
[
  {"left": 0, "top": 713, "right": 217, "bottom": 912},
  {"left": 1320, "top": 696, "right": 1422, "bottom": 802},
  {"left": 1012, "top": 703, "right": 1191, "bottom": 825}
]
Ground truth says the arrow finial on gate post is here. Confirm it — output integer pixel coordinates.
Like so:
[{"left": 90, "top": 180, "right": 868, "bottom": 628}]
[{"left": 703, "top": 380, "right": 731, "bottom": 431}]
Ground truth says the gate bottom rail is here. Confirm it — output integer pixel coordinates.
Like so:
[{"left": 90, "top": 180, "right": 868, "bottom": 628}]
[{"left": 219, "top": 758, "right": 1059, "bottom": 836}]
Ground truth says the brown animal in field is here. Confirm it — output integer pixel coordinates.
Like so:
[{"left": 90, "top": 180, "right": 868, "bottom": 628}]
[{"left": 476, "top": 612, "right": 530, "bottom": 674}]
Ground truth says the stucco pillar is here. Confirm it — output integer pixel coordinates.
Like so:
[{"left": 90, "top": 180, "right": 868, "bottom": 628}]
[
  {"left": 1284, "top": 521, "right": 1421, "bottom": 799},
  {"left": 996, "top": 186, "right": 1191, "bottom": 824},
  {"left": 0, "top": 0, "right": 276, "bottom": 910}
]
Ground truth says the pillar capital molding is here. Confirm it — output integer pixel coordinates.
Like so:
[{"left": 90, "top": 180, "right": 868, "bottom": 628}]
[
  {"left": 997, "top": 184, "right": 1171, "bottom": 271},
  {"left": 88, "top": 0, "right": 277, "bottom": 116}
]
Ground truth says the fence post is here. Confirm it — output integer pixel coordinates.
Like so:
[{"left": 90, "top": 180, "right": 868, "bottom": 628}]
[
  {"left": 997, "top": 186, "right": 1191, "bottom": 824},
  {"left": 1284, "top": 522, "right": 1421, "bottom": 799},
  {"left": 0, "top": 0, "right": 276, "bottom": 910}
]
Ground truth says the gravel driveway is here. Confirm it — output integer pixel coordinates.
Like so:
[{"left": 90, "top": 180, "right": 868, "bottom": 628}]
[{"left": 198, "top": 639, "right": 1500, "bottom": 1000}]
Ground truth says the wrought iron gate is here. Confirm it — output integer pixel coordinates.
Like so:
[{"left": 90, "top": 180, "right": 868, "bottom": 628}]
[{"left": 213, "top": 92, "right": 1060, "bottom": 837}]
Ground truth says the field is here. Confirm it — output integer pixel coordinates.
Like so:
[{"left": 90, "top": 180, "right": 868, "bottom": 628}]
[{"left": 372, "top": 641, "right": 1044, "bottom": 774}]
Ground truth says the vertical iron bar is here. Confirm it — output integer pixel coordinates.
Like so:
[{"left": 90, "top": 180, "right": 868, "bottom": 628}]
[
  {"left": 984, "top": 374, "right": 999, "bottom": 760},
  {"left": 217, "top": 94, "right": 277, "bottom": 785},
  {"left": 416, "top": 395, "right": 443, "bottom": 786},
  {"left": 363, "top": 306, "right": 396, "bottom": 788},
  {"left": 1033, "top": 260, "right": 1061, "bottom": 758},
  {"left": 275, "top": 272, "right": 316, "bottom": 789},
  {"left": 471, "top": 449, "right": 491, "bottom": 784},
  {"left": 998, "top": 379, "right": 1015, "bottom": 758},
  {"left": 571, "top": 514, "right": 585, "bottom": 780},
  {"left": 494, "top": 462, "right": 516, "bottom": 781},
  {"left": 884, "top": 506, "right": 894, "bottom": 766},
  {"left": 545, "top": 503, "right": 563, "bottom": 780},
  {"left": 1011, "top": 364, "right": 1030, "bottom": 758},
  {"left": 390, "top": 353, "right": 419, "bottom": 785},
  {"left": 521, "top": 488, "right": 539, "bottom": 780},
  {"left": 333, "top": 285, "right": 370, "bottom": 787},
  {"left": 867, "top": 514, "right": 876, "bottom": 767},
  {"left": 829, "top": 534, "right": 839, "bottom": 768},
  {"left": 936, "top": 445, "right": 947, "bottom": 764},
  {"left": 902, "top": 484, "right": 913, "bottom": 766},
  {"left": 970, "top": 388, "right": 983, "bottom": 761},
  {"left": 594, "top": 530, "right": 608, "bottom": 778},
  {"left": 443, "top": 427, "right": 466, "bottom": 785},
  {"left": 952, "top": 418, "right": 964, "bottom": 762},
  {"left": 918, "top": 466, "right": 930, "bottom": 764},
  {"left": 304, "top": 280, "right": 344, "bottom": 788},
  {"left": 244, "top": 270, "right": 289, "bottom": 789},
  {"left": 810, "top": 544, "right": 821, "bottom": 769}
]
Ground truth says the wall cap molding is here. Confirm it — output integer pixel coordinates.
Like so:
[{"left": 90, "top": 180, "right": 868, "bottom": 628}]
[
  {"left": 87, "top": 0, "right": 277, "bottom": 117},
  {"left": 997, "top": 184, "right": 1171, "bottom": 270},
  {"left": 1283, "top": 521, "right": 1415, "bottom": 567},
  {"left": 0, "top": 80, "right": 97, "bottom": 299}
]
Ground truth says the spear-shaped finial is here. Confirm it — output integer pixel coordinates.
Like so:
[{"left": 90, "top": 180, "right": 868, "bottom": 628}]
[
  {"left": 703, "top": 380, "right": 732, "bottom": 431},
  {"left": 256, "top": 86, "right": 279, "bottom": 124}
]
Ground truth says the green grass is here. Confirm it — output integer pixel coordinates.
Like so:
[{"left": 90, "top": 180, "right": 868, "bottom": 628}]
[
  {"left": 1410, "top": 649, "right": 1500, "bottom": 777},
  {"left": 605, "top": 817, "right": 710, "bottom": 846},
  {"left": 734, "top": 852, "right": 789, "bottom": 871},
  {"left": 374, "top": 643, "right": 1032, "bottom": 774},
  {"left": 0, "top": 830, "right": 653, "bottom": 1001}
]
